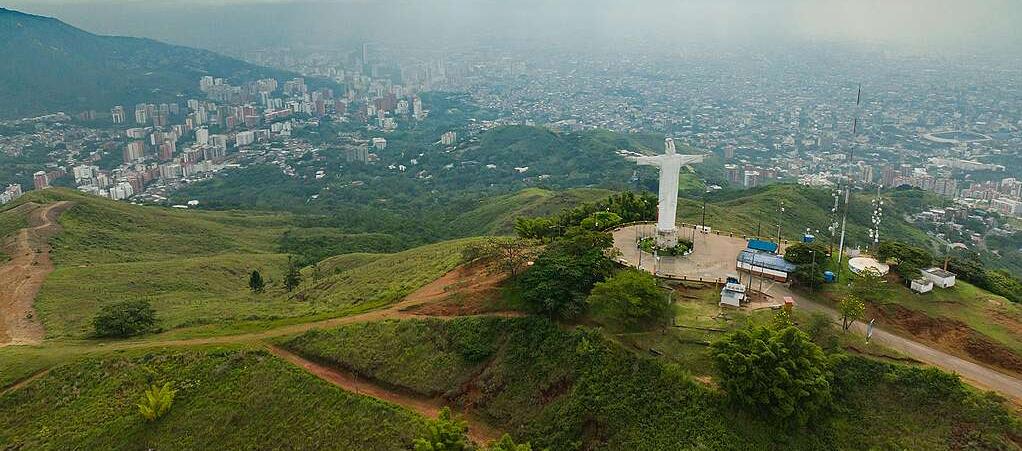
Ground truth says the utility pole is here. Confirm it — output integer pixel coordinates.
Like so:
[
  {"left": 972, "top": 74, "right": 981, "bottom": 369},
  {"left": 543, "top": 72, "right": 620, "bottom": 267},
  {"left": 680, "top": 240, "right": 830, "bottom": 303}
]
[
  {"left": 776, "top": 200, "right": 785, "bottom": 244},
  {"left": 836, "top": 83, "right": 862, "bottom": 281}
]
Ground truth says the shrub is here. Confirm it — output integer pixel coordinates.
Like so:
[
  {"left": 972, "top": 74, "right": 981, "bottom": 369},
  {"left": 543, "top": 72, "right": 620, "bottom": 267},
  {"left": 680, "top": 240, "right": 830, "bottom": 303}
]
[
  {"left": 711, "top": 326, "right": 832, "bottom": 426},
  {"left": 413, "top": 407, "right": 472, "bottom": 451},
  {"left": 92, "top": 299, "right": 157, "bottom": 338},
  {"left": 137, "top": 382, "right": 176, "bottom": 422}
]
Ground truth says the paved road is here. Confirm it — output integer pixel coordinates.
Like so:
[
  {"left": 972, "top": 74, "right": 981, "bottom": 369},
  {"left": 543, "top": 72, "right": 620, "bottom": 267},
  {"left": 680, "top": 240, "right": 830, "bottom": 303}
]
[{"left": 612, "top": 223, "right": 1022, "bottom": 403}]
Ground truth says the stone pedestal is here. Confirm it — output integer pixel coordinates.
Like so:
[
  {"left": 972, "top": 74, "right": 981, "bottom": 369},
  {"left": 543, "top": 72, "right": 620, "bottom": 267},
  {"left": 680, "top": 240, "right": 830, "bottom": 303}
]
[{"left": 656, "top": 227, "right": 679, "bottom": 248}]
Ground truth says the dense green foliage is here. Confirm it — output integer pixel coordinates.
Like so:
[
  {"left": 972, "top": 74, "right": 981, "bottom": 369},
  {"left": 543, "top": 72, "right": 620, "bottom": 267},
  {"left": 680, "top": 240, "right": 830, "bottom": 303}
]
[
  {"left": 517, "top": 231, "right": 615, "bottom": 319},
  {"left": 948, "top": 250, "right": 1022, "bottom": 303},
  {"left": 876, "top": 240, "right": 934, "bottom": 279},
  {"left": 92, "top": 299, "right": 157, "bottom": 338},
  {"left": 413, "top": 407, "right": 473, "bottom": 451},
  {"left": 783, "top": 241, "right": 832, "bottom": 288},
  {"left": 710, "top": 326, "right": 832, "bottom": 426},
  {"left": 588, "top": 269, "right": 670, "bottom": 329},
  {"left": 515, "top": 191, "right": 657, "bottom": 240},
  {"left": 282, "top": 317, "right": 1022, "bottom": 450},
  {"left": 0, "top": 350, "right": 428, "bottom": 449}
]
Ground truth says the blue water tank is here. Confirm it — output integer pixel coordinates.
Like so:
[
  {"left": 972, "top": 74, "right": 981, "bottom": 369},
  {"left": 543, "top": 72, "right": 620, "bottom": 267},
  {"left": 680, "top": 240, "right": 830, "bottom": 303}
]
[
  {"left": 803, "top": 234, "right": 815, "bottom": 243},
  {"left": 823, "top": 271, "right": 836, "bottom": 283}
]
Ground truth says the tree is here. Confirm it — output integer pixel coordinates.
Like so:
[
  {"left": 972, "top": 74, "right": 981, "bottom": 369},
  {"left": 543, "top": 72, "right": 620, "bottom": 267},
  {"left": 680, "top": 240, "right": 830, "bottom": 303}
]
[
  {"left": 710, "top": 326, "right": 832, "bottom": 426},
  {"left": 413, "top": 407, "right": 472, "bottom": 451},
  {"left": 876, "top": 241, "right": 932, "bottom": 279},
  {"left": 490, "top": 237, "right": 535, "bottom": 278},
  {"left": 138, "top": 382, "right": 176, "bottom": 422},
  {"left": 249, "top": 270, "right": 265, "bottom": 293},
  {"left": 784, "top": 242, "right": 830, "bottom": 288},
  {"left": 92, "top": 299, "right": 157, "bottom": 338},
  {"left": 579, "top": 211, "right": 622, "bottom": 231},
  {"left": 283, "top": 256, "right": 302, "bottom": 292},
  {"left": 518, "top": 231, "right": 614, "bottom": 319},
  {"left": 587, "top": 269, "right": 669, "bottom": 329},
  {"left": 851, "top": 268, "right": 886, "bottom": 298},
  {"left": 485, "top": 434, "right": 533, "bottom": 451},
  {"left": 838, "top": 295, "right": 866, "bottom": 332}
]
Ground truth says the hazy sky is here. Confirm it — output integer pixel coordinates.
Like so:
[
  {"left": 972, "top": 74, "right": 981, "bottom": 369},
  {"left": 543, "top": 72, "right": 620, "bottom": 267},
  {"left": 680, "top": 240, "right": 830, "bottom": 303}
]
[{"left": 5, "top": 0, "right": 1021, "bottom": 56}]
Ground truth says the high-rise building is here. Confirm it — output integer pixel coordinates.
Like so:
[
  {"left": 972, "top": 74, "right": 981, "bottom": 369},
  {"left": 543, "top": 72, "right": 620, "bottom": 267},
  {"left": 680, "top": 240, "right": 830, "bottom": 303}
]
[
  {"left": 111, "top": 106, "right": 125, "bottom": 124},
  {"left": 235, "top": 131, "right": 255, "bottom": 147},
  {"left": 723, "top": 145, "right": 736, "bottom": 161},
  {"left": 724, "top": 164, "right": 741, "bottom": 185},
  {"left": 743, "top": 170, "right": 761, "bottom": 188},
  {"left": 134, "top": 104, "right": 148, "bottom": 125},
  {"left": 412, "top": 96, "right": 423, "bottom": 120},
  {"left": 195, "top": 128, "right": 209, "bottom": 146},
  {"left": 124, "top": 141, "right": 145, "bottom": 162},
  {"left": 33, "top": 171, "right": 49, "bottom": 190}
]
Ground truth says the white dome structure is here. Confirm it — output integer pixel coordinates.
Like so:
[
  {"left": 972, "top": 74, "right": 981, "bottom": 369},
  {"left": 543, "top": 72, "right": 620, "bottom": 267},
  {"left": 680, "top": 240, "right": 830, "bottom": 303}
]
[{"left": 848, "top": 256, "right": 890, "bottom": 276}]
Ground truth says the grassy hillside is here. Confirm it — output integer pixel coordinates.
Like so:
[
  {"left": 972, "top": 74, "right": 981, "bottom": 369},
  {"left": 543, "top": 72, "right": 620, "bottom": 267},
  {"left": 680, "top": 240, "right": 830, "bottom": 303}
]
[
  {"left": 819, "top": 277, "right": 1022, "bottom": 375},
  {"left": 449, "top": 187, "right": 615, "bottom": 236},
  {"left": 0, "top": 349, "right": 427, "bottom": 449},
  {"left": 280, "top": 317, "right": 1021, "bottom": 450},
  {"left": 678, "top": 184, "right": 934, "bottom": 250},
  {"left": 0, "top": 189, "right": 482, "bottom": 339}
]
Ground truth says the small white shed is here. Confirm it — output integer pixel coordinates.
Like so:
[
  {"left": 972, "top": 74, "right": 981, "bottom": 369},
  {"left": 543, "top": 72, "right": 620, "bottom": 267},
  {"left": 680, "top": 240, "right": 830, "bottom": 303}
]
[
  {"left": 910, "top": 278, "right": 934, "bottom": 294},
  {"left": 922, "top": 267, "right": 956, "bottom": 289}
]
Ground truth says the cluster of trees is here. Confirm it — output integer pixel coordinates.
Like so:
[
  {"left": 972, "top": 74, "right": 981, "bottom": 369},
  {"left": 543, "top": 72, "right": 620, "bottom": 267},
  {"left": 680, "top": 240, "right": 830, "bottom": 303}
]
[
  {"left": 947, "top": 250, "right": 1022, "bottom": 303},
  {"left": 247, "top": 257, "right": 303, "bottom": 295},
  {"left": 515, "top": 192, "right": 656, "bottom": 240},
  {"left": 588, "top": 269, "right": 671, "bottom": 329}
]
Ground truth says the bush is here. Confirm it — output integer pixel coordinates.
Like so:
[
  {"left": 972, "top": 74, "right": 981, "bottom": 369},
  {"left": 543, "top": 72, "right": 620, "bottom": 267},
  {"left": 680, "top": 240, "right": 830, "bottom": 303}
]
[
  {"left": 413, "top": 407, "right": 472, "bottom": 451},
  {"left": 92, "top": 299, "right": 157, "bottom": 338},
  {"left": 518, "top": 231, "right": 614, "bottom": 319},
  {"left": 710, "top": 326, "right": 832, "bottom": 427},
  {"left": 588, "top": 269, "right": 669, "bottom": 329},
  {"left": 137, "top": 382, "right": 176, "bottom": 422}
]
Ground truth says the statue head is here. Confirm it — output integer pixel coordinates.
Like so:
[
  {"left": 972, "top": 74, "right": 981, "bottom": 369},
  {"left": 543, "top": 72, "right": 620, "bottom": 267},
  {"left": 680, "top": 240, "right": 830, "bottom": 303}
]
[{"left": 664, "top": 138, "right": 676, "bottom": 155}]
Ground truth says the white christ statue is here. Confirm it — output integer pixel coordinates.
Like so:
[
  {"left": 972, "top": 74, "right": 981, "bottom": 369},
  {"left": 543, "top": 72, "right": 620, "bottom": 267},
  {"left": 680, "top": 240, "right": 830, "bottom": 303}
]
[{"left": 635, "top": 138, "right": 705, "bottom": 247}]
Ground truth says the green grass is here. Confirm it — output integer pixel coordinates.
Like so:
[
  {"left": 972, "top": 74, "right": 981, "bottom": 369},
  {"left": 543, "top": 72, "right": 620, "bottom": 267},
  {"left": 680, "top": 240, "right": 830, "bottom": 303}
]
[
  {"left": 36, "top": 253, "right": 292, "bottom": 338},
  {"left": 304, "top": 252, "right": 383, "bottom": 277},
  {"left": 450, "top": 187, "right": 615, "bottom": 236},
  {"left": 819, "top": 277, "right": 1022, "bottom": 361},
  {"left": 0, "top": 202, "right": 29, "bottom": 241},
  {"left": 0, "top": 348, "right": 428, "bottom": 449},
  {"left": 677, "top": 184, "right": 934, "bottom": 250},
  {"left": 36, "top": 237, "right": 481, "bottom": 340},
  {"left": 16, "top": 188, "right": 292, "bottom": 265},
  {"left": 299, "top": 237, "right": 485, "bottom": 310},
  {"left": 280, "top": 316, "right": 1021, "bottom": 450}
]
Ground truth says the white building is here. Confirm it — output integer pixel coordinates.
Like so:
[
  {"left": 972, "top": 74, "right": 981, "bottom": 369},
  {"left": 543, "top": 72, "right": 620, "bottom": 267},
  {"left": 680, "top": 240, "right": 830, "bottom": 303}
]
[
  {"left": 0, "top": 184, "right": 23, "bottom": 205},
  {"left": 372, "top": 137, "right": 387, "bottom": 150},
  {"left": 195, "top": 128, "right": 209, "bottom": 146},
  {"left": 440, "top": 131, "right": 457, "bottom": 146},
  {"left": 911, "top": 278, "right": 934, "bottom": 294},
  {"left": 236, "top": 131, "right": 256, "bottom": 147},
  {"left": 921, "top": 267, "right": 956, "bottom": 289}
]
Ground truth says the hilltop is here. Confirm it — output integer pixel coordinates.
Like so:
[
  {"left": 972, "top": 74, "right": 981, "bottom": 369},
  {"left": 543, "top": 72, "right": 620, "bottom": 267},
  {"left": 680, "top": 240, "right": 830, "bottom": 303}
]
[{"left": 0, "top": 8, "right": 315, "bottom": 119}]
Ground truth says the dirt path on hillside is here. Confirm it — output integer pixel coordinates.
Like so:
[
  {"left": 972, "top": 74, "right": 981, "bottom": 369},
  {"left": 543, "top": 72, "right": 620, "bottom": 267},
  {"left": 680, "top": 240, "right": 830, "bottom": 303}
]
[
  {"left": 0, "top": 201, "right": 73, "bottom": 347},
  {"left": 268, "top": 345, "right": 503, "bottom": 445}
]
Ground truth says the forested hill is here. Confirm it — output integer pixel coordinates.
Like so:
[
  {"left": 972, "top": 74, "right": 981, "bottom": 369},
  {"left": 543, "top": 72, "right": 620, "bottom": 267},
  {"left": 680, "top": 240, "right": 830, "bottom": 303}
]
[{"left": 0, "top": 8, "right": 313, "bottom": 119}]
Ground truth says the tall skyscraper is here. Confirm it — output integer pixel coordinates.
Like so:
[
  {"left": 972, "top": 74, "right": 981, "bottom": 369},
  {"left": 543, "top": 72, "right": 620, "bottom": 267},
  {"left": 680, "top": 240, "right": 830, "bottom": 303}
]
[{"left": 33, "top": 171, "right": 50, "bottom": 190}]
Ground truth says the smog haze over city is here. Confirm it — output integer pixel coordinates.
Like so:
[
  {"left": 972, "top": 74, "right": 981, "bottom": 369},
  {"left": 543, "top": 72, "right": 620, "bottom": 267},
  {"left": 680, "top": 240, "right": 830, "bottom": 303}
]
[{"left": 2, "top": 0, "right": 1022, "bottom": 449}]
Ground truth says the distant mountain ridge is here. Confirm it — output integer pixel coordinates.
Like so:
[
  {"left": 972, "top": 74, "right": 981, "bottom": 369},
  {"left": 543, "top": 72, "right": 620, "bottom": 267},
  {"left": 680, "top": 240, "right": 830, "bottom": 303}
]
[{"left": 0, "top": 7, "right": 310, "bottom": 120}]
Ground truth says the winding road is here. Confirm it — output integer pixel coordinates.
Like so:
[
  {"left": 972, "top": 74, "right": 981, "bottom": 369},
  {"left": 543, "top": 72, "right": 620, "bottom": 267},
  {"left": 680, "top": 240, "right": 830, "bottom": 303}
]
[{"left": 612, "top": 223, "right": 1022, "bottom": 404}]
